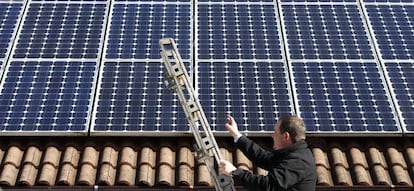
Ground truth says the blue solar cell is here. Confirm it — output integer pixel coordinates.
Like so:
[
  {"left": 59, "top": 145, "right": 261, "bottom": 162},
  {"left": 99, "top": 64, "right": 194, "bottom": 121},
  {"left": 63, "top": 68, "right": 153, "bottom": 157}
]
[
  {"left": 13, "top": 2, "right": 106, "bottom": 59},
  {"left": 384, "top": 62, "right": 414, "bottom": 133},
  {"left": 283, "top": 4, "right": 374, "bottom": 60},
  {"left": 363, "top": 0, "right": 413, "bottom": 2},
  {"left": 198, "top": 62, "right": 294, "bottom": 132},
  {"left": 93, "top": 62, "right": 188, "bottom": 133},
  {"left": 366, "top": 5, "right": 414, "bottom": 60},
  {"left": 197, "top": 4, "right": 282, "bottom": 60},
  {"left": 292, "top": 62, "right": 399, "bottom": 133},
  {"left": 106, "top": 4, "right": 191, "bottom": 59},
  {"left": 0, "top": 3, "right": 22, "bottom": 60},
  {"left": 0, "top": 61, "right": 96, "bottom": 133}
]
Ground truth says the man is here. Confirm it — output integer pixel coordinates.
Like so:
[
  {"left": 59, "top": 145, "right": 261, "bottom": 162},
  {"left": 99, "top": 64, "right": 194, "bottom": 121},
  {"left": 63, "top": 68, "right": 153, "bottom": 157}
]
[{"left": 219, "top": 115, "right": 317, "bottom": 191}]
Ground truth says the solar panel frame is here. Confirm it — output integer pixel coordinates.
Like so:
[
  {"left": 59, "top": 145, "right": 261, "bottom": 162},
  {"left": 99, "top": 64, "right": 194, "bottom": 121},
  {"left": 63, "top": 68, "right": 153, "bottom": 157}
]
[
  {"left": 104, "top": 1, "right": 192, "bottom": 59},
  {"left": 90, "top": 60, "right": 193, "bottom": 136},
  {"left": 11, "top": 1, "right": 108, "bottom": 59},
  {"left": 196, "top": 61, "right": 295, "bottom": 135},
  {"left": 196, "top": 1, "right": 286, "bottom": 60},
  {"left": 361, "top": 2, "right": 414, "bottom": 61},
  {"left": 379, "top": 61, "right": 414, "bottom": 135},
  {"left": 0, "top": 2, "right": 24, "bottom": 72},
  {"left": 0, "top": 61, "right": 98, "bottom": 136},
  {"left": 289, "top": 61, "right": 402, "bottom": 136},
  {"left": 278, "top": 1, "right": 377, "bottom": 61}
]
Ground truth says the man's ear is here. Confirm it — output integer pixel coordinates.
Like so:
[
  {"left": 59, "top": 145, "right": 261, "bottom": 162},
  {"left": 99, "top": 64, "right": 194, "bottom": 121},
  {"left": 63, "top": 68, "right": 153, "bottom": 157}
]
[{"left": 283, "top": 132, "right": 290, "bottom": 140}]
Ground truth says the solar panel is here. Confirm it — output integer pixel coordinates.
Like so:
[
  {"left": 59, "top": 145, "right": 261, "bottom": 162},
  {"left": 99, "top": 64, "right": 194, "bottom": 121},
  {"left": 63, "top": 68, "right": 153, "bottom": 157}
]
[
  {"left": 0, "top": 61, "right": 96, "bottom": 135},
  {"left": 197, "top": 4, "right": 283, "bottom": 60},
  {"left": 281, "top": 4, "right": 374, "bottom": 60},
  {"left": 13, "top": 2, "right": 107, "bottom": 59},
  {"left": 0, "top": 2, "right": 23, "bottom": 62},
  {"left": 198, "top": 62, "right": 294, "bottom": 133},
  {"left": 281, "top": 0, "right": 357, "bottom": 2},
  {"left": 105, "top": 3, "right": 191, "bottom": 59},
  {"left": 365, "top": 4, "right": 414, "bottom": 60},
  {"left": 363, "top": 0, "right": 413, "bottom": 3},
  {"left": 291, "top": 62, "right": 401, "bottom": 134},
  {"left": 92, "top": 62, "right": 189, "bottom": 135},
  {"left": 383, "top": 62, "right": 414, "bottom": 133}
]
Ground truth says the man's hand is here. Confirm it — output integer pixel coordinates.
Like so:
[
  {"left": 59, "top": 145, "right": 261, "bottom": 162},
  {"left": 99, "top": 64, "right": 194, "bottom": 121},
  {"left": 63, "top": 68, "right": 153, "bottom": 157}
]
[
  {"left": 219, "top": 160, "right": 237, "bottom": 177},
  {"left": 225, "top": 115, "right": 241, "bottom": 138}
]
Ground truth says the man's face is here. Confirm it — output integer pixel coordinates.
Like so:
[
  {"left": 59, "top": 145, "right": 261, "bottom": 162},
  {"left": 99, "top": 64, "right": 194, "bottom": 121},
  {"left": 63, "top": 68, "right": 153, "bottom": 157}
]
[{"left": 272, "top": 120, "right": 292, "bottom": 150}]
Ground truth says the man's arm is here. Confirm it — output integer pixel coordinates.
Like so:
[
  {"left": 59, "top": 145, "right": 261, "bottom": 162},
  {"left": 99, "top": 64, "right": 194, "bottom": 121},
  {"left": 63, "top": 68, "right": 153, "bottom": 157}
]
[{"left": 225, "top": 115, "right": 272, "bottom": 169}]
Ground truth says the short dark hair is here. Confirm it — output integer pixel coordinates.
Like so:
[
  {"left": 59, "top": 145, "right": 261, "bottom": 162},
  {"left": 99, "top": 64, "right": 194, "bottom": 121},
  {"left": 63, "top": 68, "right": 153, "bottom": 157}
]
[{"left": 277, "top": 116, "right": 306, "bottom": 142}]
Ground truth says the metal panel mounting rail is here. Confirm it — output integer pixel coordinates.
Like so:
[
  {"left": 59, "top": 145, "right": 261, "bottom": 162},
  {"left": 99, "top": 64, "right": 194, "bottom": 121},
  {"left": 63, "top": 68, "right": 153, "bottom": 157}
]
[{"left": 160, "top": 38, "right": 236, "bottom": 191}]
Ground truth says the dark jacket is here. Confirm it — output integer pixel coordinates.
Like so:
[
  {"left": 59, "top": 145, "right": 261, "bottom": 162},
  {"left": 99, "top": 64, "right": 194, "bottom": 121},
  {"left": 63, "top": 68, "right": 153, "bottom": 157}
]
[{"left": 231, "top": 136, "right": 316, "bottom": 191}]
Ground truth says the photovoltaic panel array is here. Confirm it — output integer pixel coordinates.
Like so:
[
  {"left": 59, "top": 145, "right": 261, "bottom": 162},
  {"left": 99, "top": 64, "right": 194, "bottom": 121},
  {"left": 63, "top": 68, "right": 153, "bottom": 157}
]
[
  {"left": 105, "top": 3, "right": 191, "bottom": 59},
  {"left": 0, "top": 61, "right": 96, "bottom": 134},
  {"left": 197, "top": 4, "right": 283, "bottom": 60},
  {"left": 281, "top": 4, "right": 374, "bottom": 60},
  {"left": 92, "top": 62, "right": 189, "bottom": 135},
  {"left": 198, "top": 62, "right": 294, "bottom": 132},
  {"left": 364, "top": 4, "right": 414, "bottom": 60},
  {"left": 383, "top": 62, "right": 414, "bottom": 133},
  {"left": 13, "top": 2, "right": 106, "bottom": 59},
  {"left": 0, "top": 1, "right": 107, "bottom": 135},
  {"left": 291, "top": 62, "right": 400, "bottom": 133},
  {"left": 0, "top": 2, "right": 22, "bottom": 65}
]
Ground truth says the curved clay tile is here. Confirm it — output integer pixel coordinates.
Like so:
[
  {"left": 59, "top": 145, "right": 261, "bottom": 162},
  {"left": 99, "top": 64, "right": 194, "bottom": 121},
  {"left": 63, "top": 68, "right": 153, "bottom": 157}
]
[
  {"left": 387, "top": 146, "right": 412, "bottom": 185},
  {"left": 58, "top": 146, "right": 80, "bottom": 185},
  {"left": 78, "top": 146, "right": 99, "bottom": 186},
  {"left": 348, "top": 146, "right": 372, "bottom": 185},
  {"left": 138, "top": 146, "right": 156, "bottom": 186},
  {"left": 98, "top": 146, "right": 118, "bottom": 186},
  {"left": 367, "top": 146, "right": 391, "bottom": 185},
  {"left": 158, "top": 146, "right": 176, "bottom": 186},
  {"left": 405, "top": 143, "right": 414, "bottom": 178},
  {"left": 177, "top": 146, "right": 194, "bottom": 186},
  {"left": 118, "top": 146, "right": 137, "bottom": 186},
  {"left": 38, "top": 145, "right": 61, "bottom": 186},
  {"left": 220, "top": 147, "right": 232, "bottom": 162},
  {"left": 197, "top": 163, "right": 212, "bottom": 186},
  {"left": 18, "top": 146, "right": 42, "bottom": 186},
  {"left": 236, "top": 149, "right": 252, "bottom": 172},
  {"left": 330, "top": 146, "right": 352, "bottom": 185},
  {"left": 312, "top": 147, "right": 333, "bottom": 186},
  {"left": 0, "top": 145, "right": 24, "bottom": 186}
]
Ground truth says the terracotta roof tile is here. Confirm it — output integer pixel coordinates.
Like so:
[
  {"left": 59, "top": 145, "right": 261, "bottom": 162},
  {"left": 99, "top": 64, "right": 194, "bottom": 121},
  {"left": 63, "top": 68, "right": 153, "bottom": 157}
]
[
  {"left": 38, "top": 145, "right": 62, "bottom": 185},
  {"left": 138, "top": 146, "right": 156, "bottom": 186},
  {"left": 78, "top": 146, "right": 99, "bottom": 186},
  {"left": 330, "top": 144, "right": 352, "bottom": 185},
  {"left": 0, "top": 145, "right": 24, "bottom": 186},
  {"left": 236, "top": 149, "right": 252, "bottom": 172},
  {"left": 177, "top": 146, "right": 194, "bottom": 186},
  {"left": 18, "top": 146, "right": 42, "bottom": 186},
  {"left": 118, "top": 146, "right": 137, "bottom": 186},
  {"left": 312, "top": 147, "right": 333, "bottom": 186},
  {"left": 58, "top": 146, "right": 80, "bottom": 186},
  {"left": 98, "top": 146, "right": 118, "bottom": 185},
  {"left": 0, "top": 137, "right": 413, "bottom": 190},
  {"left": 158, "top": 146, "right": 175, "bottom": 186},
  {"left": 367, "top": 145, "right": 391, "bottom": 185}
]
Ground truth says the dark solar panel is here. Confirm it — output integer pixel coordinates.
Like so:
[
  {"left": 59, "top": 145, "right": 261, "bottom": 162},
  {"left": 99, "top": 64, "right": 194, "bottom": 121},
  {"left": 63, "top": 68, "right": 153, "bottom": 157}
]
[
  {"left": 92, "top": 62, "right": 188, "bottom": 134},
  {"left": 363, "top": 0, "right": 413, "bottom": 3},
  {"left": 13, "top": 2, "right": 107, "bottom": 59},
  {"left": 197, "top": 4, "right": 283, "bottom": 60},
  {"left": 198, "top": 62, "right": 294, "bottom": 132},
  {"left": 365, "top": 4, "right": 414, "bottom": 60},
  {"left": 292, "top": 62, "right": 400, "bottom": 133},
  {"left": 384, "top": 62, "right": 414, "bottom": 133},
  {"left": 0, "top": 61, "right": 96, "bottom": 134},
  {"left": 0, "top": 2, "right": 22, "bottom": 60},
  {"left": 282, "top": 0, "right": 357, "bottom": 2},
  {"left": 282, "top": 4, "right": 374, "bottom": 60},
  {"left": 106, "top": 4, "right": 191, "bottom": 59}
]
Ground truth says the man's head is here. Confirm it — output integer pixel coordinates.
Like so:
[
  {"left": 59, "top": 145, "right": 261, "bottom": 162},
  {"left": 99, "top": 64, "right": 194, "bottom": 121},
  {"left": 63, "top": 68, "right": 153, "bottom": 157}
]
[{"left": 272, "top": 116, "right": 306, "bottom": 150}]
